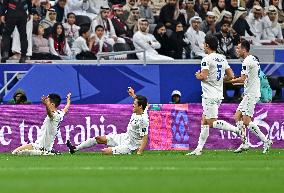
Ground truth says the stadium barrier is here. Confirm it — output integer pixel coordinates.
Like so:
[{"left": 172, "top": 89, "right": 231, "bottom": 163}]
[
  {"left": 0, "top": 103, "right": 283, "bottom": 152},
  {"left": 1, "top": 62, "right": 284, "bottom": 104}
]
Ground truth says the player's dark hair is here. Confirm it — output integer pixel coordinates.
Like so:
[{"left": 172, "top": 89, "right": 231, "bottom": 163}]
[
  {"left": 48, "top": 93, "right": 61, "bottom": 108},
  {"left": 79, "top": 26, "right": 90, "bottom": 36},
  {"left": 205, "top": 34, "right": 218, "bottom": 51},
  {"left": 95, "top": 25, "right": 104, "bottom": 31},
  {"left": 240, "top": 39, "right": 250, "bottom": 52},
  {"left": 136, "top": 95, "right": 148, "bottom": 110}
]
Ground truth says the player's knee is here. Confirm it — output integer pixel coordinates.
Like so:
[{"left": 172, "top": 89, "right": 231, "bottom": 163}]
[
  {"left": 242, "top": 117, "right": 251, "bottom": 126},
  {"left": 101, "top": 148, "right": 112, "bottom": 155}
]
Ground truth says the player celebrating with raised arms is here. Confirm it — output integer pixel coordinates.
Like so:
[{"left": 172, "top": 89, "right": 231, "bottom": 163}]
[
  {"left": 224, "top": 40, "right": 272, "bottom": 153},
  {"left": 187, "top": 35, "right": 244, "bottom": 156},
  {"left": 12, "top": 93, "right": 71, "bottom": 155},
  {"left": 66, "top": 87, "right": 149, "bottom": 155}
]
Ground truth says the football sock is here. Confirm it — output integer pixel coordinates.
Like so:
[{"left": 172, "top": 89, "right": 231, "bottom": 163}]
[
  {"left": 76, "top": 137, "right": 97, "bottom": 151},
  {"left": 196, "top": 125, "right": 209, "bottom": 150},
  {"left": 213, "top": 120, "right": 238, "bottom": 133},
  {"left": 248, "top": 122, "right": 267, "bottom": 142}
]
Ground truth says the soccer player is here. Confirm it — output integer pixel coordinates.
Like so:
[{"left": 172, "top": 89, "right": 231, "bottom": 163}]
[
  {"left": 12, "top": 93, "right": 71, "bottom": 155},
  {"left": 224, "top": 40, "right": 272, "bottom": 153},
  {"left": 187, "top": 35, "right": 243, "bottom": 156},
  {"left": 66, "top": 87, "right": 149, "bottom": 155}
]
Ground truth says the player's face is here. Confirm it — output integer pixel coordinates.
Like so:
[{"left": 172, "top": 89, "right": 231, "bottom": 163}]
[
  {"left": 204, "top": 43, "right": 209, "bottom": 54},
  {"left": 133, "top": 99, "right": 141, "bottom": 113},
  {"left": 236, "top": 43, "right": 244, "bottom": 58}
]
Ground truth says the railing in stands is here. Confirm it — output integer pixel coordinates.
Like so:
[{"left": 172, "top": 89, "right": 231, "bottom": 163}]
[{"left": 0, "top": 71, "right": 28, "bottom": 95}]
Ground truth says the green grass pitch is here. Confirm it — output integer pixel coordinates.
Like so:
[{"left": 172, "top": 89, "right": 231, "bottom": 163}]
[{"left": 0, "top": 149, "right": 283, "bottom": 193}]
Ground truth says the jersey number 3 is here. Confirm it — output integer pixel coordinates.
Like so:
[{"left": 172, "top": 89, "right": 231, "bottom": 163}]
[{"left": 217, "top": 64, "right": 222, "bottom": 81}]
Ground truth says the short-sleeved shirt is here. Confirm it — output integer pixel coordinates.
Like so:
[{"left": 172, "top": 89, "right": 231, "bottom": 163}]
[
  {"left": 241, "top": 55, "right": 261, "bottom": 98},
  {"left": 126, "top": 109, "right": 149, "bottom": 150},
  {"left": 34, "top": 110, "right": 65, "bottom": 151},
  {"left": 200, "top": 53, "right": 230, "bottom": 99}
]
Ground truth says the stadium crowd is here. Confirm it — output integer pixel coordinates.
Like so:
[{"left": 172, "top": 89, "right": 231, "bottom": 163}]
[{"left": 0, "top": 0, "right": 284, "bottom": 62}]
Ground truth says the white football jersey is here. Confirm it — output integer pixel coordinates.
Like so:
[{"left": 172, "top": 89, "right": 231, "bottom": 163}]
[
  {"left": 34, "top": 110, "right": 65, "bottom": 151},
  {"left": 126, "top": 108, "right": 149, "bottom": 150},
  {"left": 200, "top": 53, "right": 230, "bottom": 99},
  {"left": 241, "top": 55, "right": 261, "bottom": 98}
]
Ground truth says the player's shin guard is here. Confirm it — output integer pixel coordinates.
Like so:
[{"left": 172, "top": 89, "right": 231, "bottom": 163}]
[
  {"left": 213, "top": 120, "right": 238, "bottom": 133},
  {"left": 196, "top": 125, "right": 209, "bottom": 150},
  {"left": 76, "top": 137, "right": 97, "bottom": 151},
  {"left": 248, "top": 122, "right": 267, "bottom": 142}
]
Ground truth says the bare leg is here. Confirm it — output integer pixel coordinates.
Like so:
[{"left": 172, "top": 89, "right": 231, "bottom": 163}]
[{"left": 12, "top": 144, "right": 34, "bottom": 155}]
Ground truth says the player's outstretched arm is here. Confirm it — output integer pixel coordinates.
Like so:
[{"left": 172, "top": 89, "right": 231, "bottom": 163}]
[
  {"left": 42, "top": 95, "right": 53, "bottom": 118},
  {"left": 137, "top": 135, "right": 148, "bottom": 155},
  {"left": 224, "top": 68, "right": 235, "bottom": 82},
  {"left": 128, "top": 87, "right": 137, "bottom": 98},
  {"left": 62, "top": 93, "right": 71, "bottom": 114},
  {"left": 228, "top": 74, "right": 247, "bottom": 84}
]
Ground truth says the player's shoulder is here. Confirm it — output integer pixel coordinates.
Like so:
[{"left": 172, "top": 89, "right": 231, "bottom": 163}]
[
  {"left": 53, "top": 110, "right": 65, "bottom": 117},
  {"left": 244, "top": 55, "right": 259, "bottom": 65}
]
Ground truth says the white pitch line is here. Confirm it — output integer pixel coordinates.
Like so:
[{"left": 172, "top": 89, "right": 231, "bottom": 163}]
[{"left": 0, "top": 166, "right": 283, "bottom": 171}]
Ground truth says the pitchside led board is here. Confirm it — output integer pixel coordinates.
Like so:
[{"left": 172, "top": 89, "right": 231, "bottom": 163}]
[{"left": 0, "top": 104, "right": 283, "bottom": 152}]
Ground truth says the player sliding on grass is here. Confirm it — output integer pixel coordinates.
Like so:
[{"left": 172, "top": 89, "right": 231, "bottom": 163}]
[
  {"left": 66, "top": 87, "right": 149, "bottom": 155},
  {"left": 219, "top": 40, "right": 272, "bottom": 154},
  {"left": 12, "top": 93, "right": 71, "bottom": 155},
  {"left": 187, "top": 35, "right": 245, "bottom": 156}
]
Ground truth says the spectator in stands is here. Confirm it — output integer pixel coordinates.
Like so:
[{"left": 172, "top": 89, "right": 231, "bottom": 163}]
[
  {"left": 91, "top": 25, "right": 113, "bottom": 58},
  {"left": 32, "top": 9, "right": 41, "bottom": 23},
  {"left": 200, "top": 11, "right": 216, "bottom": 35},
  {"left": 226, "top": 0, "right": 238, "bottom": 17},
  {"left": 40, "top": 8, "right": 57, "bottom": 37},
  {"left": 133, "top": 18, "right": 174, "bottom": 60},
  {"left": 111, "top": 4, "right": 132, "bottom": 38},
  {"left": 139, "top": 0, "right": 155, "bottom": 24},
  {"left": 212, "top": 0, "right": 225, "bottom": 21},
  {"left": 185, "top": 16, "right": 206, "bottom": 59},
  {"left": 170, "top": 90, "right": 181, "bottom": 104},
  {"left": 265, "top": 5, "right": 284, "bottom": 43},
  {"left": 153, "top": 23, "right": 173, "bottom": 57},
  {"left": 10, "top": 13, "right": 33, "bottom": 61},
  {"left": 232, "top": 7, "right": 255, "bottom": 37},
  {"left": 53, "top": 0, "right": 67, "bottom": 23},
  {"left": 149, "top": 0, "right": 167, "bottom": 16},
  {"left": 159, "top": 0, "right": 186, "bottom": 29},
  {"left": 37, "top": 0, "right": 52, "bottom": 18},
  {"left": 90, "top": 0, "right": 109, "bottom": 15},
  {"left": 269, "top": 0, "right": 284, "bottom": 31},
  {"left": 215, "top": 20, "right": 240, "bottom": 59},
  {"left": 126, "top": 7, "right": 140, "bottom": 36},
  {"left": 199, "top": 0, "right": 212, "bottom": 20},
  {"left": 49, "top": 23, "right": 72, "bottom": 59},
  {"left": 8, "top": 89, "right": 32, "bottom": 104},
  {"left": 63, "top": 12, "right": 80, "bottom": 48},
  {"left": 246, "top": 5, "right": 270, "bottom": 42},
  {"left": 91, "top": 6, "right": 126, "bottom": 46},
  {"left": 31, "top": 0, "right": 45, "bottom": 18},
  {"left": 169, "top": 21, "right": 188, "bottom": 59},
  {"left": 66, "top": 0, "right": 97, "bottom": 20},
  {"left": 123, "top": 0, "right": 138, "bottom": 21},
  {"left": 72, "top": 26, "right": 97, "bottom": 59},
  {"left": 185, "top": 0, "right": 199, "bottom": 25},
  {"left": 215, "top": 10, "right": 232, "bottom": 32},
  {"left": 31, "top": 23, "right": 61, "bottom": 60}
]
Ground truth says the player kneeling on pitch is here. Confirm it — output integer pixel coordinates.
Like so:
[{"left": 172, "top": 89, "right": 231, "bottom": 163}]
[
  {"left": 66, "top": 87, "right": 149, "bottom": 155},
  {"left": 12, "top": 93, "right": 71, "bottom": 156}
]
